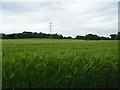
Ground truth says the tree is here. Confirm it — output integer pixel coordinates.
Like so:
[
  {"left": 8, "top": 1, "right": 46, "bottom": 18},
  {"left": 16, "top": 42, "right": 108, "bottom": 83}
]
[
  {"left": 117, "top": 32, "right": 120, "bottom": 40},
  {"left": 110, "top": 34, "right": 117, "bottom": 40},
  {"left": 84, "top": 34, "right": 99, "bottom": 40},
  {"left": 114, "top": 32, "right": 120, "bottom": 40},
  {"left": 76, "top": 35, "right": 84, "bottom": 39},
  {"left": 1, "top": 34, "right": 9, "bottom": 39},
  {"left": 99, "top": 36, "right": 110, "bottom": 40},
  {"left": 52, "top": 34, "right": 63, "bottom": 39},
  {"left": 1, "top": 31, "right": 118, "bottom": 40}
]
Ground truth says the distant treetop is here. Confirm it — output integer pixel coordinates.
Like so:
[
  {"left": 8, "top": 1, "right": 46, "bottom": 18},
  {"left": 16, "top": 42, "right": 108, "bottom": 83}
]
[{"left": 1, "top": 31, "right": 120, "bottom": 40}]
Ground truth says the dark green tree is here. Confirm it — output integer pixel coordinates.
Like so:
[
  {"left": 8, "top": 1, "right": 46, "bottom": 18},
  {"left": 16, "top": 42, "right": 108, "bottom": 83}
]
[
  {"left": 110, "top": 34, "right": 117, "bottom": 40},
  {"left": 84, "top": 34, "right": 99, "bottom": 40},
  {"left": 76, "top": 35, "right": 84, "bottom": 39}
]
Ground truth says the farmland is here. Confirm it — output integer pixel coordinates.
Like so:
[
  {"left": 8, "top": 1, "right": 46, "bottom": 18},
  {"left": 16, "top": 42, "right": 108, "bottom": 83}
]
[{"left": 2, "top": 39, "right": 118, "bottom": 88}]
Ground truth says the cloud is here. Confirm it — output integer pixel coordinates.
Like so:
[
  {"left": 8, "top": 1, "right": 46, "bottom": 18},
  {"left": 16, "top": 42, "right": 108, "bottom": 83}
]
[{"left": 0, "top": 1, "right": 118, "bottom": 37}]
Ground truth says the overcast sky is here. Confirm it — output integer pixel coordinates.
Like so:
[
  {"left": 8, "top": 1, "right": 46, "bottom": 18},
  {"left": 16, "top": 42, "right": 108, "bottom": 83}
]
[{"left": 0, "top": 0, "right": 118, "bottom": 37}]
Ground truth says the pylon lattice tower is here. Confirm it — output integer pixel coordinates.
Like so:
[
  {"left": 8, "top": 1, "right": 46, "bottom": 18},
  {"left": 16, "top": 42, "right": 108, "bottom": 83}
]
[{"left": 49, "top": 21, "right": 53, "bottom": 38}]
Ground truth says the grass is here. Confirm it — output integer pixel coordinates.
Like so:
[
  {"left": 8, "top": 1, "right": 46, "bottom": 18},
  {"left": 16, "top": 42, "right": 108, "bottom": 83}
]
[{"left": 2, "top": 39, "right": 119, "bottom": 88}]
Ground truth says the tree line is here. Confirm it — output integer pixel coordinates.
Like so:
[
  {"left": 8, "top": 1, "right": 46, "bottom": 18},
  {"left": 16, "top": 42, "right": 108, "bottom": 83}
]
[
  {"left": 0, "top": 31, "right": 120, "bottom": 40},
  {"left": 76, "top": 32, "right": 120, "bottom": 40}
]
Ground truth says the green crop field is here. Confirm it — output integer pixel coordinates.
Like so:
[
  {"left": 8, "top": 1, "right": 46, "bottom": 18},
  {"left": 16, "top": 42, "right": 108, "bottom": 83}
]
[{"left": 2, "top": 39, "right": 119, "bottom": 88}]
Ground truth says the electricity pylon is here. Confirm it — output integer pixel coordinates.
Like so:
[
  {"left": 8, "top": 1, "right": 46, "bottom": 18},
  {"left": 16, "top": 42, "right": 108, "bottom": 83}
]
[{"left": 49, "top": 21, "right": 53, "bottom": 38}]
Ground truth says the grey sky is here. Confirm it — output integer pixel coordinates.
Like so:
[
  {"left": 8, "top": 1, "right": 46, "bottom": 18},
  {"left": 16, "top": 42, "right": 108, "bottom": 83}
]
[{"left": 0, "top": 0, "right": 118, "bottom": 37}]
